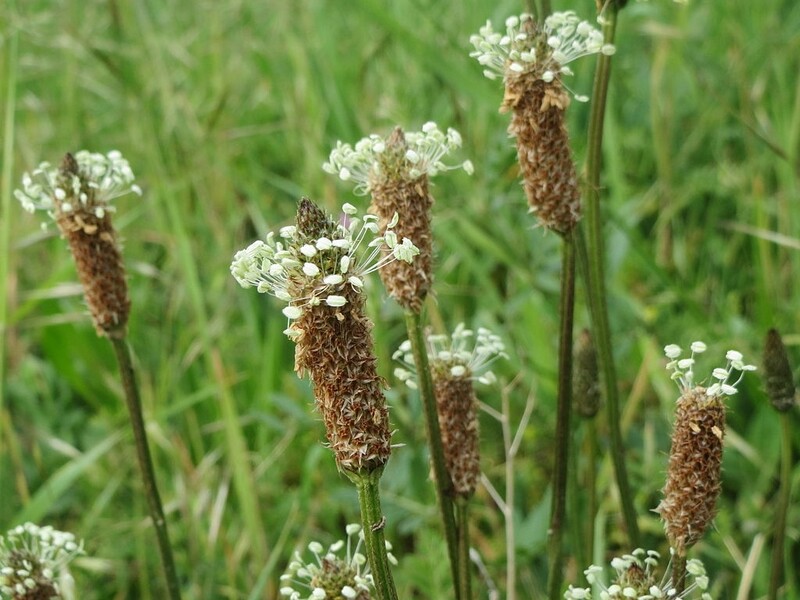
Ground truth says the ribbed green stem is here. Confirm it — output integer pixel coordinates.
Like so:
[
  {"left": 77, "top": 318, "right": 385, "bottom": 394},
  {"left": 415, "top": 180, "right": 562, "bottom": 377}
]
[
  {"left": 404, "top": 310, "right": 461, "bottom": 595},
  {"left": 110, "top": 336, "right": 182, "bottom": 600},
  {"left": 350, "top": 469, "right": 399, "bottom": 600},
  {"left": 768, "top": 413, "right": 792, "bottom": 600},
  {"left": 581, "top": 5, "right": 640, "bottom": 546},
  {"left": 673, "top": 553, "right": 687, "bottom": 594},
  {"left": 455, "top": 498, "right": 473, "bottom": 600},
  {"left": 547, "top": 231, "right": 576, "bottom": 600}
]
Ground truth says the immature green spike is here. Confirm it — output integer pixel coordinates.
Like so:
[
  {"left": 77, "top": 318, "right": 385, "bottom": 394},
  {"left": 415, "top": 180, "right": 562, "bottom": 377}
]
[
  {"left": 573, "top": 328, "right": 601, "bottom": 418},
  {"left": 296, "top": 197, "right": 336, "bottom": 239},
  {"left": 763, "top": 328, "right": 796, "bottom": 412}
]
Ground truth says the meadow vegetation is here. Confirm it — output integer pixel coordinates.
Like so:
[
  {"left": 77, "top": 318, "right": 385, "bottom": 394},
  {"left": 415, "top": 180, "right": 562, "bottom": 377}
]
[{"left": 1, "top": 0, "right": 798, "bottom": 598}]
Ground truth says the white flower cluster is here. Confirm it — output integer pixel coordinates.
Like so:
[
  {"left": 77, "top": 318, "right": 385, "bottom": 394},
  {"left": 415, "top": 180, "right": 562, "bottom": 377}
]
[
  {"left": 231, "top": 203, "right": 418, "bottom": 337},
  {"left": 322, "top": 122, "right": 473, "bottom": 195},
  {"left": 0, "top": 522, "right": 83, "bottom": 598},
  {"left": 664, "top": 341, "right": 756, "bottom": 397},
  {"left": 279, "top": 523, "right": 396, "bottom": 600},
  {"left": 469, "top": 11, "right": 615, "bottom": 99},
  {"left": 15, "top": 150, "right": 142, "bottom": 222},
  {"left": 564, "top": 549, "right": 711, "bottom": 600},
  {"left": 394, "top": 323, "right": 507, "bottom": 389}
]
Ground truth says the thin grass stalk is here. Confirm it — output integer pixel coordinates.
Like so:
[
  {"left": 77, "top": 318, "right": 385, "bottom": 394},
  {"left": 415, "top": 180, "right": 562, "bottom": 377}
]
[
  {"left": 546, "top": 230, "right": 576, "bottom": 600},
  {"left": 404, "top": 310, "right": 460, "bottom": 595},
  {"left": 455, "top": 498, "right": 473, "bottom": 600},
  {"left": 0, "top": 8, "right": 17, "bottom": 436},
  {"left": 109, "top": 336, "right": 182, "bottom": 600},
  {"left": 351, "top": 470, "right": 399, "bottom": 600},
  {"left": 582, "top": 5, "right": 641, "bottom": 546},
  {"left": 768, "top": 413, "right": 792, "bottom": 600}
]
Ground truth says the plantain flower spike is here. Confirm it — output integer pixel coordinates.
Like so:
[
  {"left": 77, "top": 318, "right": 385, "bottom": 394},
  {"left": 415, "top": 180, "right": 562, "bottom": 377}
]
[
  {"left": 564, "top": 548, "right": 712, "bottom": 599},
  {"left": 0, "top": 522, "right": 84, "bottom": 600},
  {"left": 279, "top": 523, "right": 397, "bottom": 600},
  {"left": 231, "top": 198, "right": 419, "bottom": 472},
  {"left": 323, "top": 123, "right": 472, "bottom": 312},
  {"left": 15, "top": 151, "right": 142, "bottom": 337},
  {"left": 394, "top": 324, "right": 506, "bottom": 498},
  {"left": 656, "top": 342, "right": 756, "bottom": 556},
  {"left": 470, "top": 12, "right": 614, "bottom": 233},
  {"left": 762, "top": 328, "right": 796, "bottom": 412}
]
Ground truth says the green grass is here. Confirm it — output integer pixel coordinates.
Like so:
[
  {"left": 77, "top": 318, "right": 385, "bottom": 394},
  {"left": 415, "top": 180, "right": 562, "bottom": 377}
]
[{"left": 1, "top": 0, "right": 799, "bottom": 598}]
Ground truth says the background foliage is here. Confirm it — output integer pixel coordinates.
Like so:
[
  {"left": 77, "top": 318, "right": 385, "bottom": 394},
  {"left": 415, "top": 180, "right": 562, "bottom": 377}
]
[{"left": 1, "top": 0, "right": 798, "bottom": 598}]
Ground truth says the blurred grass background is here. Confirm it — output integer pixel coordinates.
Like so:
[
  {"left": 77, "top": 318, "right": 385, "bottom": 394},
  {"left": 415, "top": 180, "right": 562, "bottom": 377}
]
[{"left": 1, "top": 0, "right": 798, "bottom": 598}]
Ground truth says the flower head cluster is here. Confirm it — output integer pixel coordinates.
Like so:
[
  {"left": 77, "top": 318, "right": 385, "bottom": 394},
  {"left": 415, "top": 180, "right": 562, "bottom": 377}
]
[
  {"left": 279, "top": 523, "right": 396, "bottom": 600},
  {"left": 322, "top": 122, "right": 473, "bottom": 195},
  {"left": 664, "top": 341, "right": 757, "bottom": 397},
  {"left": 15, "top": 150, "right": 141, "bottom": 225},
  {"left": 0, "top": 522, "right": 83, "bottom": 600},
  {"left": 469, "top": 11, "right": 615, "bottom": 99},
  {"left": 231, "top": 201, "right": 418, "bottom": 337},
  {"left": 564, "top": 549, "right": 711, "bottom": 600},
  {"left": 393, "top": 323, "right": 507, "bottom": 389}
]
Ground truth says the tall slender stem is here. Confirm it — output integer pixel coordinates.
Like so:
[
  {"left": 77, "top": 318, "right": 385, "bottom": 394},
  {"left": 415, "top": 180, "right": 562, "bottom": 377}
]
[
  {"left": 110, "top": 336, "right": 182, "bottom": 600},
  {"left": 404, "top": 310, "right": 461, "bottom": 595},
  {"left": 768, "top": 413, "right": 792, "bottom": 600},
  {"left": 581, "top": 5, "right": 641, "bottom": 546},
  {"left": 455, "top": 498, "right": 473, "bottom": 600},
  {"left": 547, "top": 231, "right": 576, "bottom": 600},
  {"left": 351, "top": 470, "right": 399, "bottom": 600}
]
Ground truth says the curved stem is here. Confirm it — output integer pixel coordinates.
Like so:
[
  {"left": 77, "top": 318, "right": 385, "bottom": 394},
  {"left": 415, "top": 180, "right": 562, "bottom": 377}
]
[
  {"left": 404, "top": 310, "right": 461, "bottom": 595},
  {"left": 110, "top": 336, "right": 182, "bottom": 600},
  {"left": 455, "top": 498, "right": 473, "bottom": 600},
  {"left": 547, "top": 231, "right": 576, "bottom": 600},
  {"left": 351, "top": 469, "right": 399, "bottom": 600},
  {"left": 581, "top": 5, "right": 641, "bottom": 546},
  {"left": 768, "top": 413, "right": 792, "bottom": 600}
]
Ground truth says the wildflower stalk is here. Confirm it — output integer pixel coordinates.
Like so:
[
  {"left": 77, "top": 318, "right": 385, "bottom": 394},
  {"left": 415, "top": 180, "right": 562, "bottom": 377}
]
[
  {"left": 580, "top": 5, "right": 641, "bottom": 546},
  {"left": 404, "top": 310, "right": 461, "bottom": 591},
  {"left": 111, "top": 336, "right": 182, "bottom": 600},
  {"left": 15, "top": 151, "right": 181, "bottom": 598},
  {"left": 349, "top": 469, "right": 399, "bottom": 600},
  {"left": 546, "top": 230, "right": 576, "bottom": 600},
  {"left": 455, "top": 498, "right": 473, "bottom": 600},
  {"left": 322, "top": 124, "right": 472, "bottom": 596}
]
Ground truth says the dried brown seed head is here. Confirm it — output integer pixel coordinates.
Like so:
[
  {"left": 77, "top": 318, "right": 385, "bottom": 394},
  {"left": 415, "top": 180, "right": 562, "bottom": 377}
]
[
  {"left": 656, "top": 388, "right": 726, "bottom": 555},
  {"left": 294, "top": 285, "right": 391, "bottom": 473},
  {"left": 434, "top": 374, "right": 480, "bottom": 498}
]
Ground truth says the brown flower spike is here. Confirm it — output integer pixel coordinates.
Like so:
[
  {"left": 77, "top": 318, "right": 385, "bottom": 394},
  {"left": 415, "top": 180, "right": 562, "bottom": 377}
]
[
  {"left": 15, "top": 150, "right": 142, "bottom": 338},
  {"left": 433, "top": 374, "right": 480, "bottom": 498},
  {"left": 470, "top": 12, "right": 616, "bottom": 234},
  {"left": 394, "top": 324, "right": 506, "bottom": 497},
  {"left": 231, "top": 198, "right": 420, "bottom": 473},
  {"left": 656, "top": 388, "right": 726, "bottom": 555},
  {"left": 323, "top": 122, "right": 472, "bottom": 313},
  {"left": 369, "top": 128, "right": 434, "bottom": 313},
  {"left": 657, "top": 342, "right": 756, "bottom": 555}
]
